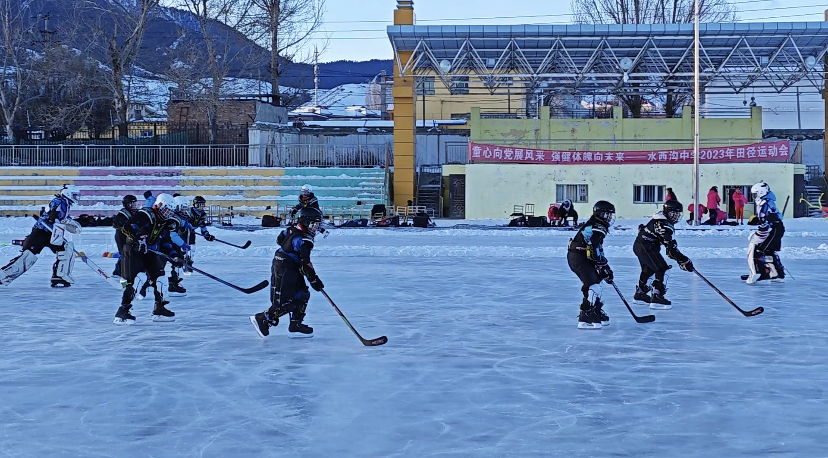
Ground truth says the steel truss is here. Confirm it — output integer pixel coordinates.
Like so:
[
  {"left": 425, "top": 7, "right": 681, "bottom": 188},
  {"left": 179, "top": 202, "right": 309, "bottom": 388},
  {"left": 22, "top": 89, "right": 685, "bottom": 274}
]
[{"left": 388, "top": 24, "right": 828, "bottom": 97}]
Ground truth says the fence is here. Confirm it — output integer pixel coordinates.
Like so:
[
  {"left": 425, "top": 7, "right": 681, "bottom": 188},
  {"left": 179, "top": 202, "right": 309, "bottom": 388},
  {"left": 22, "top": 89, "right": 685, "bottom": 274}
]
[
  {"left": 261, "top": 143, "right": 391, "bottom": 168},
  {"left": 0, "top": 144, "right": 391, "bottom": 168},
  {"left": 0, "top": 144, "right": 251, "bottom": 167}
]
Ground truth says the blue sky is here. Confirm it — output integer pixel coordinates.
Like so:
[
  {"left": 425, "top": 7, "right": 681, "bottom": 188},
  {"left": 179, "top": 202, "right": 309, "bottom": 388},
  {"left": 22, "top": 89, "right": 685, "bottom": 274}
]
[{"left": 309, "top": 0, "right": 826, "bottom": 62}]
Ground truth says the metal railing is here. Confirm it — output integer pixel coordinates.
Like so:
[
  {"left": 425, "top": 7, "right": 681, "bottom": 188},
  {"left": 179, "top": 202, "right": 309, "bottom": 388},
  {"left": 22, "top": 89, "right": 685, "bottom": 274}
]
[
  {"left": 262, "top": 143, "right": 390, "bottom": 168},
  {"left": 0, "top": 143, "right": 392, "bottom": 168},
  {"left": 0, "top": 144, "right": 250, "bottom": 167}
]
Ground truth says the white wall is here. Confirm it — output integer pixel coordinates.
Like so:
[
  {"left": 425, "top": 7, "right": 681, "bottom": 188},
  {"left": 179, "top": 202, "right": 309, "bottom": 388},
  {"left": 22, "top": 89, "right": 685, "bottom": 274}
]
[{"left": 465, "top": 162, "right": 800, "bottom": 219}]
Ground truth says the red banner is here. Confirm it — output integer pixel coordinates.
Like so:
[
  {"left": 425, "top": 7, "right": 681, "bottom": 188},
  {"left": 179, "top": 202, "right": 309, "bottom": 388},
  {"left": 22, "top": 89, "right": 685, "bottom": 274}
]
[{"left": 468, "top": 140, "right": 790, "bottom": 165}]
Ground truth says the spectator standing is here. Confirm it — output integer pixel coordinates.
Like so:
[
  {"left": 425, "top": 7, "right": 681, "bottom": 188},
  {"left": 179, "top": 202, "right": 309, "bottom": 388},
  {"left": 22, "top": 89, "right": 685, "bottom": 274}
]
[
  {"left": 706, "top": 186, "right": 721, "bottom": 223},
  {"left": 732, "top": 188, "right": 748, "bottom": 225},
  {"left": 666, "top": 188, "right": 677, "bottom": 202}
]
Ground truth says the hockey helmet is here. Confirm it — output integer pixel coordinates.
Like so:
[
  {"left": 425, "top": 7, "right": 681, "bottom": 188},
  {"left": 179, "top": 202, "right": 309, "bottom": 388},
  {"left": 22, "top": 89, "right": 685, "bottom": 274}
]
[
  {"left": 192, "top": 195, "right": 206, "bottom": 210},
  {"left": 663, "top": 200, "right": 683, "bottom": 224},
  {"left": 174, "top": 195, "right": 190, "bottom": 214},
  {"left": 297, "top": 207, "right": 323, "bottom": 235},
  {"left": 153, "top": 193, "right": 177, "bottom": 220},
  {"left": 301, "top": 184, "right": 312, "bottom": 196},
  {"left": 751, "top": 181, "right": 770, "bottom": 204},
  {"left": 562, "top": 199, "right": 572, "bottom": 211},
  {"left": 592, "top": 200, "right": 616, "bottom": 226},
  {"left": 60, "top": 185, "right": 80, "bottom": 204},
  {"left": 122, "top": 194, "right": 139, "bottom": 211}
]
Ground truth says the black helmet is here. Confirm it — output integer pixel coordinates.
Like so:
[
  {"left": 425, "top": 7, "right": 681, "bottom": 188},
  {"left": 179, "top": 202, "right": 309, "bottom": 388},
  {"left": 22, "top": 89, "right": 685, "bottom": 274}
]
[
  {"left": 593, "top": 200, "right": 616, "bottom": 225},
  {"left": 297, "top": 207, "right": 323, "bottom": 234},
  {"left": 123, "top": 194, "right": 138, "bottom": 210},
  {"left": 192, "top": 195, "right": 206, "bottom": 210},
  {"left": 663, "top": 200, "right": 683, "bottom": 224}
]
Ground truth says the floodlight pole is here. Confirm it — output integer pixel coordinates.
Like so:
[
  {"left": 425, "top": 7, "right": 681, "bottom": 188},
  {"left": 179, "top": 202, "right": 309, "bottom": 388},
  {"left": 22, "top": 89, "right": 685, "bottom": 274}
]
[{"left": 692, "top": 0, "right": 701, "bottom": 226}]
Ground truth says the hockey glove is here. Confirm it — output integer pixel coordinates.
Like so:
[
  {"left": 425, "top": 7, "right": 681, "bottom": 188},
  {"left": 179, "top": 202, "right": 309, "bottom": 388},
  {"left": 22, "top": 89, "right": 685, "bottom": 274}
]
[
  {"left": 678, "top": 259, "right": 694, "bottom": 272},
  {"left": 309, "top": 277, "right": 324, "bottom": 291},
  {"left": 204, "top": 233, "right": 215, "bottom": 242},
  {"left": 597, "top": 263, "right": 613, "bottom": 284}
]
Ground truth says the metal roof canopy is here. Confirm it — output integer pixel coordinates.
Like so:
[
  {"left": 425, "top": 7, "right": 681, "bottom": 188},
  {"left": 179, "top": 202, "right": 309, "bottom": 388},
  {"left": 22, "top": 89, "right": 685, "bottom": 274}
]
[{"left": 387, "top": 22, "right": 828, "bottom": 96}]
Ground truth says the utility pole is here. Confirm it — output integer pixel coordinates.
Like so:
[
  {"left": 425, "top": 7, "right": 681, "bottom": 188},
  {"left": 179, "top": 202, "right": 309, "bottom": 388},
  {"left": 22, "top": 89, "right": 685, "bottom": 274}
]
[
  {"left": 31, "top": 12, "right": 56, "bottom": 45},
  {"left": 692, "top": 0, "right": 701, "bottom": 226},
  {"left": 313, "top": 47, "right": 319, "bottom": 107}
]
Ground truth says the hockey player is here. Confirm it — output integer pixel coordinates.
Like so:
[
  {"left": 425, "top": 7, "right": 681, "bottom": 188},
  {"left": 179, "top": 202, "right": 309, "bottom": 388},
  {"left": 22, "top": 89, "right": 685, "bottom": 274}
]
[
  {"left": 181, "top": 195, "right": 215, "bottom": 273},
  {"left": 632, "top": 200, "right": 694, "bottom": 309},
  {"left": 1, "top": 185, "right": 80, "bottom": 287},
  {"left": 250, "top": 207, "right": 324, "bottom": 338},
  {"left": 113, "top": 193, "right": 179, "bottom": 324},
  {"left": 745, "top": 181, "right": 785, "bottom": 284},
  {"left": 143, "top": 190, "right": 155, "bottom": 208},
  {"left": 566, "top": 200, "right": 615, "bottom": 329},
  {"left": 289, "top": 184, "right": 320, "bottom": 220},
  {"left": 112, "top": 195, "right": 140, "bottom": 278}
]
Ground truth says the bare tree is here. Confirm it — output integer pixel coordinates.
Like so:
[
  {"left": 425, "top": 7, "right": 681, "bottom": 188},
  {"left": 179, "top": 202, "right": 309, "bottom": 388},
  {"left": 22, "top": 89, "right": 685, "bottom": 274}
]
[
  {"left": 167, "top": 0, "right": 259, "bottom": 143},
  {"left": 571, "top": 0, "right": 736, "bottom": 117},
  {"left": 71, "top": 0, "right": 159, "bottom": 141},
  {"left": 572, "top": 0, "right": 735, "bottom": 25},
  {"left": 0, "top": 1, "right": 41, "bottom": 143},
  {"left": 29, "top": 45, "right": 113, "bottom": 140},
  {"left": 240, "top": 0, "right": 325, "bottom": 106}
]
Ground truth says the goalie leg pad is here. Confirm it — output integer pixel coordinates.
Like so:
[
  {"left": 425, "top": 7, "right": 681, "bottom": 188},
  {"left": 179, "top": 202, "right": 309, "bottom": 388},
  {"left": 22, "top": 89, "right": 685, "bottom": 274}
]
[
  {"left": 746, "top": 243, "right": 761, "bottom": 285},
  {"left": 53, "top": 242, "right": 76, "bottom": 284},
  {"left": 0, "top": 251, "right": 38, "bottom": 285}
]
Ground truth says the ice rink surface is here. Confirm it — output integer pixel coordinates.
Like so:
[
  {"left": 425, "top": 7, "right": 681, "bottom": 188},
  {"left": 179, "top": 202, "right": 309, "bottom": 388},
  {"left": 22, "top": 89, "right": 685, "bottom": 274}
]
[{"left": 1, "top": 217, "right": 827, "bottom": 457}]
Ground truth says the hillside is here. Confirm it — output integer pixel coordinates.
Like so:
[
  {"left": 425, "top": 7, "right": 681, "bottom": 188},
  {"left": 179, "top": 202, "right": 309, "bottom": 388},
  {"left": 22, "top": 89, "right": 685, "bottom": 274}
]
[{"left": 29, "top": 0, "right": 392, "bottom": 89}]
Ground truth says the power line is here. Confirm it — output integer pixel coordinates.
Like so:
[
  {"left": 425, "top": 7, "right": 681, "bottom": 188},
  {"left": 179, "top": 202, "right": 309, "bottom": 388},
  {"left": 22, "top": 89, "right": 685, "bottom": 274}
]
[{"left": 286, "top": 0, "right": 816, "bottom": 24}]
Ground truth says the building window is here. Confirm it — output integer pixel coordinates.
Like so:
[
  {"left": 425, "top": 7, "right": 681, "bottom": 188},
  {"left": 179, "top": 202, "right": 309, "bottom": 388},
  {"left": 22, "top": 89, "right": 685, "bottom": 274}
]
[
  {"left": 415, "top": 76, "right": 435, "bottom": 95},
  {"left": 633, "top": 185, "right": 665, "bottom": 204},
  {"left": 450, "top": 76, "right": 469, "bottom": 94},
  {"left": 556, "top": 184, "right": 588, "bottom": 203}
]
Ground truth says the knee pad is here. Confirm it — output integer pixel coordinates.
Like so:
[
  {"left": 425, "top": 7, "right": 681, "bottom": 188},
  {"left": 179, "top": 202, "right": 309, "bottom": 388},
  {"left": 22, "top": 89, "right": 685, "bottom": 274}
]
[
  {"left": 0, "top": 251, "right": 38, "bottom": 285},
  {"left": 296, "top": 289, "right": 311, "bottom": 304}
]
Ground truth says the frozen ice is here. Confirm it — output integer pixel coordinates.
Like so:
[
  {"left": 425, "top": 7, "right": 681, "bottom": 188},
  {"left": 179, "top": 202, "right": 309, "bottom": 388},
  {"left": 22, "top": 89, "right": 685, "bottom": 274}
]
[{"left": 1, "top": 217, "right": 827, "bottom": 457}]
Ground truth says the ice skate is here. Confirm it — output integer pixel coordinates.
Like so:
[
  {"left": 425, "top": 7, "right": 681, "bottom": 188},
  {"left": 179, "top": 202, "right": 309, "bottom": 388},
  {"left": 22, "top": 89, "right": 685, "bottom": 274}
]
[
  {"left": 633, "top": 285, "right": 651, "bottom": 304},
  {"left": 598, "top": 307, "right": 609, "bottom": 327},
  {"left": 50, "top": 278, "right": 72, "bottom": 288},
  {"left": 113, "top": 305, "right": 136, "bottom": 325},
  {"left": 168, "top": 276, "right": 187, "bottom": 296},
  {"left": 577, "top": 300, "right": 602, "bottom": 330},
  {"left": 152, "top": 301, "right": 176, "bottom": 322},
  {"left": 249, "top": 312, "right": 275, "bottom": 338},
  {"left": 649, "top": 281, "right": 672, "bottom": 310},
  {"left": 288, "top": 320, "right": 314, "bottom": 338}
]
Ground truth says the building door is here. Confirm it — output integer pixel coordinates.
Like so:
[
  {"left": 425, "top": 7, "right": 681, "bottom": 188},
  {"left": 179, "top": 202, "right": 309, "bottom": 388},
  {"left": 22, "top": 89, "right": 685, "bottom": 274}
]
[
  {"left": 723, "top": 185, "right": 752, "bottom": 219},
  {"left": 449, "top": 174, "right": 466, "bottom": 219}
]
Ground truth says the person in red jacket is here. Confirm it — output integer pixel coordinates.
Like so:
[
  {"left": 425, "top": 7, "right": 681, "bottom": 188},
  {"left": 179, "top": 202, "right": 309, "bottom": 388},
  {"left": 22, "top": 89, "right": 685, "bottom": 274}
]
[
  {"left": 732, "top": 188, "right": 748, "bottom": 225},
  {"left": 687, "top": 203, "right": 706, "bottom": 224},
  {"left": 706, "top": 186, "right": 721, "bottom": 223}
]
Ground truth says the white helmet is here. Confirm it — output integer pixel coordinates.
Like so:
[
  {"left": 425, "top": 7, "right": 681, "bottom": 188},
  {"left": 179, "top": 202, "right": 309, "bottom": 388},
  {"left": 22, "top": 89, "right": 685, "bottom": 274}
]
[
  {"left": 751, "top": 181, "right": 770, "bottom": 204},
  {"left": 174, "top": 195, "right": 190, "bottom": 213},
  {"left": 154, "top": 193, "right": 177, "bottom": 220},
  {"left": 60, "top": 185, "right": 80, "bottom": 204},
  {"left": 301, "top": 184, "right": 311, "bottom": 196}
]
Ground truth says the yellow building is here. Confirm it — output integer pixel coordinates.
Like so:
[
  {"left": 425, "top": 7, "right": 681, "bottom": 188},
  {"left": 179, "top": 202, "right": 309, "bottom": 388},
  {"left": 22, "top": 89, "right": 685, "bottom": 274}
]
[{"left": 408, "top": 73, "right": 525, "bottom": 121}]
